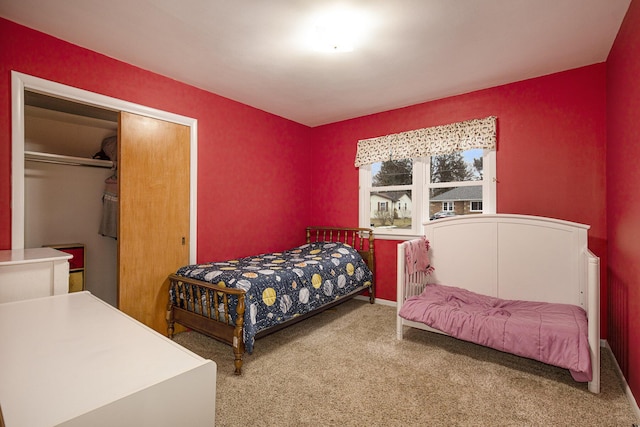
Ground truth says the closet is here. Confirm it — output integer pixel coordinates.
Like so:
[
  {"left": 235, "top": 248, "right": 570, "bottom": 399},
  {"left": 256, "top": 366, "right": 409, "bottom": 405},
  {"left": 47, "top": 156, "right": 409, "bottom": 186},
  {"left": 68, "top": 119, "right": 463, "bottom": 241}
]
[
  {"left": 16, "top": 75, "right": 194, "bottom": 335},
  {"left": 24, "top": 91, "right": 119, "bottom": 306}
]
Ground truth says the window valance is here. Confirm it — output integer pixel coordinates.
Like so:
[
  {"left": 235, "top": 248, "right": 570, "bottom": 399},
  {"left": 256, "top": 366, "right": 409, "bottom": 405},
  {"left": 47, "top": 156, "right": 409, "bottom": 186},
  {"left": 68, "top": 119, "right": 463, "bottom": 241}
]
[{"left": 354, "top": 116, "right": 497, "bottom": 167}]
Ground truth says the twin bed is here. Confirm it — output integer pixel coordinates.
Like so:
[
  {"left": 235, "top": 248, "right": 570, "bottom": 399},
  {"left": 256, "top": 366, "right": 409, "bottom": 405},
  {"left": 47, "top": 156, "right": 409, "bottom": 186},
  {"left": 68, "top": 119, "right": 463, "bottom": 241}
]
[
  {"left": 397, "top": 214, "right": 600, "bottom": 393},
  {"left": 167, "top": 226, "right": 375, "bottom": 374}
]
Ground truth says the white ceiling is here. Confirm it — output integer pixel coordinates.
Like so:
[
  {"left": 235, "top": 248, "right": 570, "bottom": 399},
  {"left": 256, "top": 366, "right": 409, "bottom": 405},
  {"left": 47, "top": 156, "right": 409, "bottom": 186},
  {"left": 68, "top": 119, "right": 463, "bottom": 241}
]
[{"left": 0, "top": 0, "right": 631, "bottom": 127}]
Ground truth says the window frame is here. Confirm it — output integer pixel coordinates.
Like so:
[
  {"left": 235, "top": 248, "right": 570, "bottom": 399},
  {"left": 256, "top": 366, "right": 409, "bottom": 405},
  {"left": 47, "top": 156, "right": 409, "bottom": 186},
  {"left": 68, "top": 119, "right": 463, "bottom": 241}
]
[
  {"left": 470, "top": 201, "right": 483, "bottom": 212},
  {"left": 442, "top": 202, "right": 454, "bottom": 212},
  {"left": 359, "top": 150, "right": 496, "bottom": 240}
]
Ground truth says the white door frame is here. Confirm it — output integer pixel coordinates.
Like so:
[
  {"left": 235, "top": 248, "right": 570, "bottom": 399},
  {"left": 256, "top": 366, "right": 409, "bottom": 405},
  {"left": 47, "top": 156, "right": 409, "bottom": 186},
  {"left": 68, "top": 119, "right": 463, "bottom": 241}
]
[{"left": 11, "top": 71, "right": 198, "bottom": 263}]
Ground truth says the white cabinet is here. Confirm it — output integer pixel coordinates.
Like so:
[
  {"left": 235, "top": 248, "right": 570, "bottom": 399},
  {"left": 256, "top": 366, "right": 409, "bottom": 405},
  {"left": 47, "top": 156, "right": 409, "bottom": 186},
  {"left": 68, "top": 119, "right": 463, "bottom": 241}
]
[
  {"left": 0, "top": 292, "right": 217, "bottom": 426},
  {"left": 0, "top": 247, "right": 71, "bottom": 303}
]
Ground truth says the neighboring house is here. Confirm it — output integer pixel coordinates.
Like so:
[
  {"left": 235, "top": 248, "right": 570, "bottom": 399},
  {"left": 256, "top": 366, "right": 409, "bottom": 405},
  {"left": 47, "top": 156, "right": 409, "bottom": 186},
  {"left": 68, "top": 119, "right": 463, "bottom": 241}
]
[
  {"left": 370, "top": 191, "right": 412, "bottom": 225},
  {"left": 429, "top": 185, "right": 482, "bottom": 217}
]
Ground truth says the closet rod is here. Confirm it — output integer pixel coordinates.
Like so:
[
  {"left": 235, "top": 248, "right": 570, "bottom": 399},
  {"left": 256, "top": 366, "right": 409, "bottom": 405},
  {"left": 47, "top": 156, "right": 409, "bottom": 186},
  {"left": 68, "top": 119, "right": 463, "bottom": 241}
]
[{"left": 24, "top": 150, "right": 113, "bottom": 169}]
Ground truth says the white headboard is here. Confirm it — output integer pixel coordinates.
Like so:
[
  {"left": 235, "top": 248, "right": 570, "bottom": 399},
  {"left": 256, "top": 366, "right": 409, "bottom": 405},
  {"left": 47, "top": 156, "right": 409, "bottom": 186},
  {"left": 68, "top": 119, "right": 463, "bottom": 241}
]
[{"left": 423, "top": 214, "right": 596, "bottom": 309}]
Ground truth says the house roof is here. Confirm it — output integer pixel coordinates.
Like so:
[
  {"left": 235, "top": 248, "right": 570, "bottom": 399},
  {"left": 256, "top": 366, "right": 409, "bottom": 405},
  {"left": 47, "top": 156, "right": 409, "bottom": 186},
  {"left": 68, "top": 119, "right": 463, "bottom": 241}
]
[
  {"left": 430, "top": 186, "right": 482, "bottom": 202},
  {"left": 0, "top": 1, "right": 630, "bottom": 126},
  {"left": 371, "top": 191, "right": 409, "bottom": 203}
]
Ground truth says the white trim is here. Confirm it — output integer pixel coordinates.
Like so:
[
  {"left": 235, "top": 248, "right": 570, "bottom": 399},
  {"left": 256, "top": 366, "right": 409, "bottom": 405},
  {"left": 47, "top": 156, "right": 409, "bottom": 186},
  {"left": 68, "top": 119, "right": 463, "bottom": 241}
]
[
  {"left": 602, "top": 340, "right": 640, "bottom": 421},
  {"left": 11, "top": 71, "right": 198, "bottom": 263},
  {"left": 483, "top": 150, "right": 497, "bottom": 214},
  {"left": 10, "top": 74, "right": 25, "bottom": 251},
  {"left": 358, "top": 165, "right": 370, "bottom": 229}
]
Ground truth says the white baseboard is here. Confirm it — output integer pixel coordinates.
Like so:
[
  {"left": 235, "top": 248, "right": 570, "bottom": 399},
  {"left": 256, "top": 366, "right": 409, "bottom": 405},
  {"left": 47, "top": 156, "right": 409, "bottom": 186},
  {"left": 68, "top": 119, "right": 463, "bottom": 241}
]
[
  {"left": 602, "top": 340, "right": 640, "bottom": 421},
  {"left": 354, "top": 295, "right": 396, "bottom": 307}
]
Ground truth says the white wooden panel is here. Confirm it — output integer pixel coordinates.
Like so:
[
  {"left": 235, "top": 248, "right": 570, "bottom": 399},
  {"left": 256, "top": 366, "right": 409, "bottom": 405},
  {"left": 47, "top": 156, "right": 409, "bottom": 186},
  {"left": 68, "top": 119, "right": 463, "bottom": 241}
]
[
  {"left": 0, "top": 292, "right": 216, "bottom": 426},
  {"left": 0, "top": 248, "right": 71, "bottom": 302},
  {"left": 426, "top": 220, "right": 498, "bottom": 297},
  {"left": 0, "top": 262, "right": 53, "bottom": 301},
  {"left": 497, "top": 221, "right": 585, "bottom": 307},
  {"left": 57, "top": 362, "right": 216, "bottom": 427}
]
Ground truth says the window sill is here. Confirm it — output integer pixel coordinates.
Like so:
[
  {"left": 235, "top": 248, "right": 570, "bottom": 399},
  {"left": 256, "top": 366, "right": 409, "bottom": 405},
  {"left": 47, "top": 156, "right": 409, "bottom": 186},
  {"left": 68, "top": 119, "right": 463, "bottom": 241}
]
[{"left": 369, "top": 231, "right": 423, "bottom": 241}]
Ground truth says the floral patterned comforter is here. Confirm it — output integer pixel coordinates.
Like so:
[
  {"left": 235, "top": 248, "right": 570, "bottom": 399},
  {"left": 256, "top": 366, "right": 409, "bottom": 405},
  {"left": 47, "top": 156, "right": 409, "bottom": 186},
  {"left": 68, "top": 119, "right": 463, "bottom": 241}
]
[{"left": 173, "top": 241, "right": 373, "bottom": 353}]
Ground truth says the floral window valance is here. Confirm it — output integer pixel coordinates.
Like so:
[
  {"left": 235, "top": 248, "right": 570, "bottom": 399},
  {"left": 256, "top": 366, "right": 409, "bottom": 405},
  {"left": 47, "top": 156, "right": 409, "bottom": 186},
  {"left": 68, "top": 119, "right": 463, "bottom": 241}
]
[{"left": 354, "top": 116, "right": 497, "bottom": 167}]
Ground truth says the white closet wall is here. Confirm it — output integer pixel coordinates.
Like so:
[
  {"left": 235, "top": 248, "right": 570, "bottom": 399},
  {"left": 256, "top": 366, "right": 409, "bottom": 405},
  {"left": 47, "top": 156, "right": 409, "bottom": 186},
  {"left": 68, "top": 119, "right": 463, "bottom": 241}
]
[{"left": 24, "top": 106, "right": 118, "bottom": 306}]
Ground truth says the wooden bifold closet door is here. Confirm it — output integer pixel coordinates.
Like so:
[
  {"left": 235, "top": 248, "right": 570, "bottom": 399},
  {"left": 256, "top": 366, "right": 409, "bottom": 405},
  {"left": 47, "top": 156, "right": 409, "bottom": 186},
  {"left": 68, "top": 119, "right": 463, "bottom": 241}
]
[{"left": 117, "top": 111, "right": 190, "bottom": 334}]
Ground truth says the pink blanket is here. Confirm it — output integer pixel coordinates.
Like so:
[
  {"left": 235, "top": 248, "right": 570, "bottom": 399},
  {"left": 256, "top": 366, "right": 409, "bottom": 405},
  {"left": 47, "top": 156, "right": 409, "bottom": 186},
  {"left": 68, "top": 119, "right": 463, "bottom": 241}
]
[
  {"left": 405, "top": 237, "right": 434, "bottom": 275},
  {"left": 398, "top": 283, "right": 592, "bottom": 382}
]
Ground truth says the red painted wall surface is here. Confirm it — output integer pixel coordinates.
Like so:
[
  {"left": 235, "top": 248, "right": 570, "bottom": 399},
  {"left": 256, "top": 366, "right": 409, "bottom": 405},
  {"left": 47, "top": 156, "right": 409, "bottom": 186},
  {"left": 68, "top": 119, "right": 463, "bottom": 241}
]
[
  {"left": 1, "top": 13, "right": 629, "bottom": 399},
  {"left": 311, "top": 65, "right": 608, "bottom": 323},
  {"left": 0, "top": 18, "right": 313, "bottom": 260},
  {"left": 607, "top": 0, "right": 640, "bottom": 405}
]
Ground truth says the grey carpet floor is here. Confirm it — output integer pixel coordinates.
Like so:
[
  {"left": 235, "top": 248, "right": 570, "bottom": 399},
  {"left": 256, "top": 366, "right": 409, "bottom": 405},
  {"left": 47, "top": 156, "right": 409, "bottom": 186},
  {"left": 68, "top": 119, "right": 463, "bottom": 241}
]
[{"left": 173, "top": 299, "right": 639, "bottom": 427}]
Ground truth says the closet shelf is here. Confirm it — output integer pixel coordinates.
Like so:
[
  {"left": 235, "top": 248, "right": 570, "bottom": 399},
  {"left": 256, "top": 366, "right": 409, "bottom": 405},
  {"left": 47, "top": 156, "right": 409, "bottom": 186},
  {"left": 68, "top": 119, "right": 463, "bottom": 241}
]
[{"left": 25, "top": 150, "right": 113, "bottom": 169}]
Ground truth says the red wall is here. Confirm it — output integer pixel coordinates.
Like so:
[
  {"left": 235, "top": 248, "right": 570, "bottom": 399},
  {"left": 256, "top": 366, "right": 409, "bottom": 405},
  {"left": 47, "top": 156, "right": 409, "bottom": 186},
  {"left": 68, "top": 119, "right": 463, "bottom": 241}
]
[
  {"left": 2, "top": 12, "right": 630, "bottom": 400},
  {"left": 0, "top": 17, "right": 313, "bottom": 260},
  {"left": 310, "top": 65, "right": 608, "bottom": 319},
  {"left": 607, "top": 0, "right": 640, "bottom": 404}
]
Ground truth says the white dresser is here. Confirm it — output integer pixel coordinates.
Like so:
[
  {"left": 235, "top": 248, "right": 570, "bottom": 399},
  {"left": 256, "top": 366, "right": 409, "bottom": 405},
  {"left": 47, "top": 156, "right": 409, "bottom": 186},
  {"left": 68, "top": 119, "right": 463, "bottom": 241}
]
[
  {"left": 0, "top": 247, "right": 71, "bottom": 303},
  {"left": 0, "top": 292, "right": 217, "bottom": 426}
]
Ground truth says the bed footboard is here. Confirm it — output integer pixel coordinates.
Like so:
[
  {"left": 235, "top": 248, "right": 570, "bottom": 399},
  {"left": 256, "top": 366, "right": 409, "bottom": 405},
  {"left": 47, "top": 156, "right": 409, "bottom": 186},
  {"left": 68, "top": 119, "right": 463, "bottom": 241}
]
[{"left": 167, "top": 274, "right": 247, "bottom": 375}]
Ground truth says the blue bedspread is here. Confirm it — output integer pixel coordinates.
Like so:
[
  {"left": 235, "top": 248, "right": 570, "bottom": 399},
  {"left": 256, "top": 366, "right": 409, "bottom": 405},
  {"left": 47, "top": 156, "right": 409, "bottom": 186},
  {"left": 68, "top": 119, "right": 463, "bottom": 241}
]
[{"left": 173, "top": 241, "right": 373, "bottom": 352}]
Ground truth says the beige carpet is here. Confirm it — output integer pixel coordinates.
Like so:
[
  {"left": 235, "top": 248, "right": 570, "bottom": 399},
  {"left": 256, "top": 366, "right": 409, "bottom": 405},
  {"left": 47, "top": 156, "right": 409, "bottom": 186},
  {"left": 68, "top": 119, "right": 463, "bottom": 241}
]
[{"left": 173, "top": 299, "right": 639, "bottom": 427}]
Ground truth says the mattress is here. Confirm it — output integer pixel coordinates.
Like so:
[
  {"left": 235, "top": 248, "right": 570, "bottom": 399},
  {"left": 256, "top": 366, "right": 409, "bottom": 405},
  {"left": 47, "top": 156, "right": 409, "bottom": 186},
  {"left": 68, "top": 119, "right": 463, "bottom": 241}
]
[{"left": 173, "top": 241, "right": 373, "bottom": 352}]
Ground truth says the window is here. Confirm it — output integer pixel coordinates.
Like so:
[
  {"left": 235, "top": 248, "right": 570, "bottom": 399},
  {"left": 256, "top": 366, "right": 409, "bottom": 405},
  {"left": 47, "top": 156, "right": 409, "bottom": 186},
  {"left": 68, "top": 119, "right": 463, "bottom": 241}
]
[
  {"left": 359, "top": 149, "right": 495, "bottom": 238},
  {"left": 367, "top": 160, "right": 413, "bottom": 229},
  {"left": 471, "top": 201, "right": 483, "bottom": 212}
]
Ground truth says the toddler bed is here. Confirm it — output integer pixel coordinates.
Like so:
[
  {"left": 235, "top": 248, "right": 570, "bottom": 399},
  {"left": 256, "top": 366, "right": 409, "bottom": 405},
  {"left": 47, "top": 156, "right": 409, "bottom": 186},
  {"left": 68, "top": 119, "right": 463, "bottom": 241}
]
[
  {"left": 167, "top": 226, "right": 375, "bottom": 374},
  {"left": 396, "top": 214, "right": 600, "bottom": 393}
]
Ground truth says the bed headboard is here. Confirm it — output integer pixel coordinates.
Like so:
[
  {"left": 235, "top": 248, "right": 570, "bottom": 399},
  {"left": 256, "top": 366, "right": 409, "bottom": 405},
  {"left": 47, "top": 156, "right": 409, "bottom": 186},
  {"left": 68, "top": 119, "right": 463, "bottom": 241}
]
[
  {"left": 306, "top": 226, "right": 375, "bottom": 274},
  {"left": 423, "top": 214, "right": 598, "bottom": 310}
]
